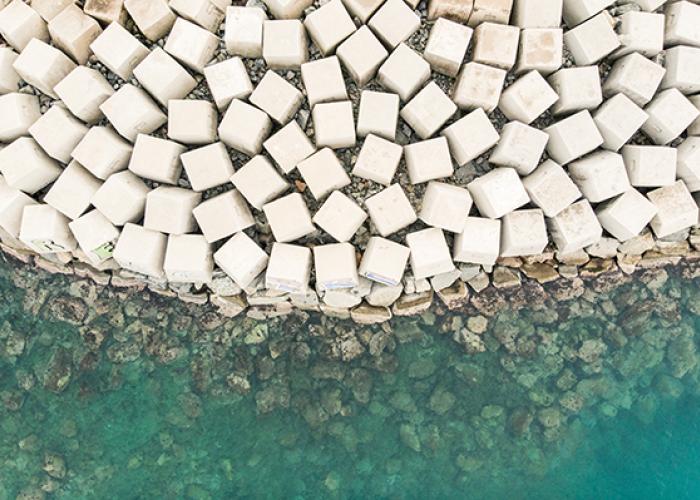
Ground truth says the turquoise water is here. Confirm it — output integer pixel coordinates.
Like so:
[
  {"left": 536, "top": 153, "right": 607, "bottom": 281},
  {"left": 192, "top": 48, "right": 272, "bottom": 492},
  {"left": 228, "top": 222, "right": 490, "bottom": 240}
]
[{"left": 1, "top": 261, "right": 700, "bottom": 499}]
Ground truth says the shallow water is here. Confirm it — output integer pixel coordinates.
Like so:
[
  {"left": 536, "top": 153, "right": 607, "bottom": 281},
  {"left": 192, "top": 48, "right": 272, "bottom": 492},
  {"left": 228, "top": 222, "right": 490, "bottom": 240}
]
[{"left": 1, "top": 262, "right": 700, "bottom": 499}]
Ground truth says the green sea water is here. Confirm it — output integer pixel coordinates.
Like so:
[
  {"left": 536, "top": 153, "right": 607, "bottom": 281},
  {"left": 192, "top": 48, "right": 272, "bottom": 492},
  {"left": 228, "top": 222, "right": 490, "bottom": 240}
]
[{"left": 1, "top": 262, "right": 700, "bottom": 499}]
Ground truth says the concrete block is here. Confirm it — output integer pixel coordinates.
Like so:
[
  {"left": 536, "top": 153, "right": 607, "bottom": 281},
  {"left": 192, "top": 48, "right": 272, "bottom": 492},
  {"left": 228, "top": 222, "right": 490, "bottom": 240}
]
[
  {"left": 377, "top": 43, "right": 431, "bottom": 101},
  {"left": 352, "top": 134, "right": 403, "bottom": 186},
  {"left": 357, "top": 90, "right": 399, "bottom": 140},
  {"left": 453, "top": 216, "right": 501, "bottom": 266},
  {"left": 468, "top": 167, "right": 529, "bottom": 219},
  {"left": 593, "top": 93, "right": 649, "bottom": 152},
  {"left": 665, "top": 0, "right": 700, "bottom": 48},
  {"left": 124, "top": 0, "right": 176, "bottom": 42},
  {"left": 404, "top": 137, "right": 453, "bottom": 184},
  {"left": 427, "top": 0, "right": 473, "bottom": 22},
  {"left": 0, "top": 47, "right": 20, "bottom": 94},
  {"left": 642, "top": 88, "right": 700, "bottom": 144},
  {"left": 359, "top": 236, "right": 410, "bottom": 286},
  {"left": 647, "top": 181, "right": 699, "bottom": 238},
  {"left": 231, "top": 155, "right": 288, "bottom": 209},
  {"left": 562, "top": 0, "right": 613, "bottom": 27},
  {"left": 548, "top": 66, "right": 602, "bottom": 116},
  {"left": 0, "top": 137, "right": 61, "bottom": 194},
  {"left": 47, "top": 4, "right": 101, "bottom": 65},
  {"left": 134, "top": 48, "right": 197, "bottom": 107},
  {"left": 544, "top": 110, "right": 604, "bottom": 165},
  {"left": 628, "top": 0, "right": 666, "bottom": 11},
  {"left": 603, "top": 52, "right": 665, "bottom": 107},
  {"left": 249, "top": 70, "right": 303, "bottom": 125},
  {"left": 164, "top": 234, "right": 214, "bottom": 284},
  {"left": 44, "top": 161, "right": 101, "bottom": 220},
  {"left": 401, "top": 81, "right": 457, "bottom": 140},
  {"left": 343, "top": 0, "right": 383, "bottom": 22},
  {"left": 0, "top": 0, "right": 49, "bottom": 51},
  {"left": 515, "top": 28, "right": 563, "bottom": 74},
  {"left": 164, "top": 17, "right": 219, "bottom": 73},
  {"left": 337, "top": 25, "right": 388, "bottom": 87},
  {"left": 690, "top": 95, "right": 700, "bottom": 136},
  {"left": 500, "top": 208, "right": 548, "bottom": 257},
  {"left": 29, "top": 105, "right": 88, "bottom": 163},
  {"left": 312, "top": 101, "right": 356, "bottom": 149},
  {"left": 677, "top": 137, "right": 700, "bottom": 191},
  {"left": 0, "top": 178, "right": 37, "bottom": 238},
  {"left": 423, "top": 17, "right": 472, "bottom": 77},
  {"left": 53, "top": 66, "right": 114, "bottom": 124},
  {"left": 30, "top": 0, "right": 75, "bottom": 22},
  {"left": 365, "top": 184, "right": 417, "bottom": 236},
  {"left": 19, "top": 204, "right": 77, "bottom": 254},
  {"left": 596, "top": 189, "right": 658, "bottom": 241},
  {"left": 263, "top": 20, "right": 307, "bottom": 69},
  {"left": 113, "top": 223, "right": 167, "bottom": 278},
  {"left": 304, "top": 0, "right": 356, "bottom": 55},
  {"left": 661, "top": 45, "right": 700, "bottom": 95},
  {"left": 419, "top": 181, "right": 473, "bottom": 233},
  {"left": 569, "top": 150, "right": 631, "bottom": 202},
  {"left": 490, "top": 121, "right": 548, "bottom": 176},
  {"left": 263, "top": 192, "right": 315, "bottom": 242},
  {"left": 91, "top": 170, "right": 149, "bottom": 226},
  {"left": 83, "top": 0, "right": 125, "bottom": 24},
  {"left": 90, "top": 22, "right": 147, "bottom": 81},
  {"left": 368, "top": 0, "right": 420, "bottom": 49},
  {"left": 523, "top": 160, "right": 582, "bottom": 217},
  {"left": 312, "top": 190, "right": 367, "bottom": 242},
  {"left": 266, "top": 242, "right": 311, "bottom": 293},
  {"left": 169, "top": 0, "right": 224, "bottom": 32},
  {"left": 452, "top": 62, "right": 507, "bottom": 112},
  {"left": 406, "top": 227, "right": 454, "bottom": 279},
  {"left": 314, "top": 242, "right": 359, "bottom": 291},
  {"left": 204, "top": 57, "right": 253, "bottom": 111},
  {"left": 564, "top": 12, "right": 620, "bottom": 66},
  {"left": 181, "top": 142, "right": 234, "bottom": 192},
  {"left": 68, "top": 209, "right": 120, "bottom": 265},
  {"left": 167, "top": 100, "right": 217, "bottom": 145},
  {"left": 548, "top": 199, "right": 602, "bottom": 254},
  {"left": 615, "top": 11, "right": 664, "bottom": 58},
  {"left": 12, "top": 38, "right": 76, "bottom": 98},
  {"left": 301, "top": 56, "right": 347, "bottom": 107},
  {"left": 262, "top": 0, "right": 313, "bottom": 20},
  {"left": 218, "top": 98, "right": 272, "bottom": 156},
  {"left": 498, "top": 70, "right": 559, "bottom": 124},
  {"left": 193, "top": 190, "right": 255, "bottom": 243},
  {"left": 71, "top": 126, "right": 132, "bottom": 180},
  {"left": 0, "top": 92, "right": 40, "bottom": 142},
  {"left": 622, "top": 145, "right": 676, "bottom": 188},
  {"left": 99, "top": 84, "right": 167, "bottom": 142},
  {"left": 472, "top": 21, "right": 518, "bottom": 70},
  {"left": 469, "top": 0, "right": 513, "bottom": 26},
  {"left": 263, "top": 120, "right": 315, "bottom": 174},
  {"left": 443, "top": 108, "right": 501, "bottom": 167},
  {"left": 214, "top": 232, "right": 268, "bottom": 288},
  {"left": 225, "top": 6, "right": 266, "bottom": 58},
  {"left": 128, "top": 134, "right": 185, "bottom": 185},
  {"left": 513, "top": 0, "right": 562, "bottom": 28},
  {"left": 297, "top": 148, "right": 350, "bottom": 200}
]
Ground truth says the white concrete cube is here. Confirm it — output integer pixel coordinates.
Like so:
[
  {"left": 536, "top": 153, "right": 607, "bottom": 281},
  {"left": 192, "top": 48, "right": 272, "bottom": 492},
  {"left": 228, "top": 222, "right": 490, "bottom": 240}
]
[
  {"left": 500, "top": 209, "right": 548, "bottom": 257},
  {"left": 544, "top": 110, "right": 604, "bottom": 165},
  {"left": 352, "top": 134, "right": 403, "bottom": 186},
  {"left": 90, "top": 22, "right": 149, "bottom": 81},
  {"left": 603, "top": 52, "right": 665, "bottom": 107},
  {"left": 468, "top": 167, "right": 530, "bottom": 219},
  {"left": 297, "top": 148, "right": 350, "bottom": 200},
  {"left": 615, "top": 11, "right": 664, "bottom": 58},
  {"left": 314, "top": 242, "right": 359, "bottom": 291},
  {"left": 304, "top": 0, "right": 356, "bottom": 55},
  {"left": 562, "top": 0, "right": 613, "bottom": 27},
  {"left": 266, "top": 242, "right": 312, "bottom": 293},
  {"left": 665, "top": 0, "right": 700, "bottom": 48},
  {"left": 523, "top": 160, "right": 581, "bottom": 217},
  {"left": 29, "top": 105, "right": 87, "bottom": 164},
  {"left": 263, "top": 120, "right": 315, "bottom": 174},
  {"left": 661, "top": 45, "right": 700, "bottom": 95},
  {"left": 596, "top": 189, "right": 658, "bottom": 241},
  {"left": 124, "top": 0, "right": 176, "bottom": 42},
  {"left": 642, "top": 88, "right": 700, "bottom": 145},
  {"left": 689, "top": 95, "right": 700, "bottom": 136},
  {"left": 629, "top": 0, "right": 666, "bottom": 11},
  {"left": 419, "top": 181, "right": 473, "bottom": 233},
  {"left": 83, "top": 0, "right": 126, "bottom": 25},
  {"left": 0, "top": 0, "right": 49, "bottom": 51},
  {"left": 214, "top": 232, "right": 268, "bottom": 288},
  {"left": 262, "top": 0, "right": 313, "bottom": 19},
  {"left": 406, "top": 227, "right": 454, "bottom": 279},
  {"left": 193, "top": 190, "right": 255, "bottom": 243},
  {"left": 249, "top": 70, "right": 303, "bottom": 125},
  {"left": 622, "top": 145, "right": 677, "bottom": 188},
  {"left": 593, "top": 93, "right": 649, "bottom": 152},
  {"left": 377, "top": 43, "right": 431, "bottom": 102},
  {"left": 128, "top": 134, "right": 185, "bottom": 185},
  {"left": 47, "top": 4, "right": 102, "bottom": 65},
  {"left": 164, "top": 234, "right": 214, "bottom": 283},
  {"left": 498, "top": 70, "right": 559, "bottom": 125},
  {"left": 19, "top": 204, "right": 76, "bottom": 254},
  {"left": 134, "top": 47, "right": 197, "bottom": 107},
  {"left": 564, "top": 11, "right": 620, "bottom": 65},
  {"left": 231, "top": 155, "right": 288, "bottom": 209},
  {"left": 490, "top": 121, "right": 548, "bottom": 176},
  {"left": 359, "top": 236, "right": 410, "bottom": 286},
  {"left": 0, "top": 47, "right": 20, "bottom": 94},
  {"left": 336, "top": 25, "right": 388, "bottom": 87},
  {"left": 113, "top": 223, "right": 167, "bottom": 278},
  {"left": 164, "top": 17, "right": 219, "bottom": 73},
  {"left": 91, "top": 171, "right": 149, "bottom": 226},
  {"left": 423, "top": 17, "right": 472, "bottom": 77},
  {"left": 167, "top": 100, "right": 217, "bottom": 145},
  {"left": 313, "top": 190, "right": 367, "bottom": 242},
  {"left": 12, "top": 38, "right": 76, "bottom": 98},
  {"left": 263, "top": 20, "right": 307, "bottom": 69},
  {"left": 404, "top": 137, "right": 453, "bottom": 184},
  {"left": 677, "top": 138, "right": 700, "bottom": 191},
  {"left": 469, "top": 0, "right": 513, "bottom": 26},
  {"left": 365, "top": 183, "right": 417, "bottom": 237},
  {"left": 452, "top": 62, "right": 507, "bottom": 112},
  {"left": 569, "top": 150, "right": 631, "bottom": 203},
  {"left": 548, "top": 199, "right": 602, "bottom": 254},
  {"left": 225, "top": 6, "right": 267, "bottom": 58},
  {"left": 0, "top": 92, "right": 40, "bottom": 142},
  {"left": 169, "top": 0, "right": 224, "bottom": 32},
  {"left": 343, "top": 0, "right": 383, "bottom": 22},
  {"left": 515, "top": 28, "right": 563, "bottom": 74},
  {"left": 312, "top": 101, "right": 356, "bottom": 149},
  {"left": 0, "top": 178, "right": 37, "bottom": 239},
  {"left": 68, "top": 209, "right": 120, "bottom": 265},
  {"left": 71, "top": 126, "right": 132, "bottom": 180},
  {"left": 204, "top": 57, "right": 253, "bottom": 110},
  {"left": 263, "top": 192, "right": 315, "bottom": 243},
  {"left": 54, "top": 66, "right": 114, "bottom": 124},
  {"left": 453, "top": 216, "right": 501, "bottom": 266},
  {"left": 472, "top": 21, "right": 518, "bottom": 70},
  {"left": 44, "top": 161, "right": 100, "bottom": 220},
  {"left": 181, "top": 142, "right": 234, "bottom": 192},
  {"left": 427, "top": 0, "right": 473, "bottom": 22},
  {"left": 443, "top": 108, "right": 500, "bottom": 167},
  {"left": 0, "top": 137, "right": 60, "bottom": 194},
  {"left": 218, "top": 99, "right": 272, "bottom": 156},
  {"left": 357, "top": 90, "right": 399, "bottom": 140},
  {"left": 401, "top": 81, "right": 456, "bottom": 140},
  {"left": 99, "top": 84, "right": 167, "bottom": 142},
  {"left": 513, "top": 0, "right": 562, "bottom": 28},
  {"left": 300, "top": 56, "right": 347, "bottom": 107},
  {"left": 368, "top": 0, "right": 420, "bottom": 49},
  {"left": 548, "top": 66, "right": 602, "bottom": 116},
  {"left": 30, "top": 0, "right": 75, "bottom": 22},
  {"left": 647, "top": 181, "right": 699, "bottom": 238}
]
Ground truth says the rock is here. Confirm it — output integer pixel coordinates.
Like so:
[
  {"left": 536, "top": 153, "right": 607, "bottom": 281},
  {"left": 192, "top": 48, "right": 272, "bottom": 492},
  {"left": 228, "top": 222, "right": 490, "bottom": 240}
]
[
  {"left": 453, "top": 328, "right": 486, "bottom": 354},
  {"left": 43, "top": 451, "right": 66, "bottom": 479},
  {"left": 467, "top": 315, "right": 488, "bottom": 334},
  {"left": 436, "top": 279, "right": 469, "bottom": 309},
  {"left": 323, "top": 290, "right": 362, "bottom": 308},
  {"left": 508, "top": 407, "right": 533, "bottom": 436},
  {"left": 244, "top": 323, "right": 268, "bottom": 344},
  {"left": 558, "top": 264, "right": 578, "bottom": 278},
  {"left": 208, "top": 274, "right": 242, "bottom": 296},
  {"left": 210, "top": 294, "right": 247, "bottom": 318},
  {"left": 340, "top": 337, "right": 365, "bottom": 361},
  {"left": 617, "top": 253, "right": 640, "bottom": 274},
  {"left": 586, "top": 237, "right": 619, "bottom": 258},
  {"left": 492, "top": 266, "right": 521, "bottom": 288},
  {"left": 655, "top": 239, "right": 690, "bottom": 256},
  {"left": 366, "top": 282, "right": 403, "bottom": 307},
  {"left": 399, "top": 424, "right": 421, "bottom": 453},
  {"left": 368, "top": 331, "right": 394, "bottom": 356},
  {"left": 47, "top": 296, "right": 88, "bottom": 325},
  {"left": 351, "top": 304, "right": 392, "bottom": 324},
  {"left": 392, "top": 291, "right": 433, "bottom": 316},
  {"left": 556, "top": 248, "right": 590, "bottom": 266},
  {"left": 467, "top": 271, "right": 490, "bottom": 292},
  {"left": 618, "top": 229, "right": 655, "bottom": 255},
  {"left": 106, "top": 341, "right": 141, "bottom": 363},
  {"left": 430, "top": 268, "right": 461, "bottom": 291},
  {"left": 319, "top": 304, "right": 351, "bottom": 319},
  {"left": 577, "top": 339, "right": 607, "bottom": 364},
  {"left": 42, "top": 348, "right": 72, "bottom": 393},
  {"left": 255, "top": 383, "right": 291, "bottom": 414},
  {"left": 667, "top": 336, "right": 697, "bottom": 378},
  {"left": 579, "top": 258, "right": 615, "bottom": 277},
  {"left": 459, "top": 263, "right": 481, "bottom": 281},
  {"left": 537, "top": 408, "right": 562, "bottom": 429},
  {"left": 16, "top": 487, "right": 46, "bottom": 500},
  {"left": 429, "top": 387, "right": 456, "bottom": 415},
  {"left": 5, "top": 329, "right": 25, "bottom": 356},
  {"left": 521, "top": 262, "right": 559, "bottom": 284}
]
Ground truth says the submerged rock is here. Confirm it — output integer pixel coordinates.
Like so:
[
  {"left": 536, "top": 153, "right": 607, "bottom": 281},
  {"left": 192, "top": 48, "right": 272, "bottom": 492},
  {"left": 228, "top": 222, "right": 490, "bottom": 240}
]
[
  {"left": 42, "top": 348, "right": 72, "bottom": 393},
  {"left": 399, "top": 424, "right": 421, "bottom": 453},
  {"left": 43, "top": 451, "right": 67, "bottom": 479}
]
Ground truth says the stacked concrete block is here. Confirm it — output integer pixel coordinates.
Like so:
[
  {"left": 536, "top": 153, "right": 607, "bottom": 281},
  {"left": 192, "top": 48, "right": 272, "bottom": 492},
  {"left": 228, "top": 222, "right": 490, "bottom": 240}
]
[
  {"left": 124, "top": 0, "right": 176, "bottom": 42},
  {"left": 603, "top": 53, "right": 665, "bottom": 107},
  {"left": 263, "top": 20, "right": 307, "bottom": 69},
  {"left": 99, "top": 85, "right": 167, "bottom": 142},
  {"left": 29, "top": 106, "right": 87, "bottom": 163},
  {"left": 352, "top": 134, "right": 403, "bottom": 186},
  {"left": 263, "top": 121, "right": 315, "bottom": 174},
  {"left": 689, "top": 95, "right": 700, "bottom": 136},
  {"left": 47, "top": 4, "right": 102, "bottom": 65},
  {"left": 404, "top": 137, "right": 453, "bottom": 184},
  {"left": 593, "top": 94, "right": 649, "bottom": 152},
  {"left": 266, "top": 242, "right": 312, "bottom": 293},
  {"left": 452, "top": 62, "right": 507, "bottom": 112},
  {"left": 359, "top": 236, "right": 410, "bottom": 286},
  {"left": 181, "top": 142, "right": 234, "bottom": 192},
  {"left": 12, "top": 39, "right": 76, "bottom": 98},
  {"left": 544, "top": 110, "right": 604, "bottom": 165},
  {"left": 622, "top": 145, "right": 677, "bottom": 188},
  {"left": 596, "top": 189, "right": 658, "bottom": 241},
  {"left": 231, "top": 155, "right": 288, "bottom": 209},
  {"left": 377, "top": 43, "right": 431, "bottom": 101},
  {"left": 113, "top": 223, "right": 167, "bottom": 278},
  {"left": 225, "top": 6, "right": 266, "bottom": 58},
  {"left": 91, "top": 171, "right": 149, "bottom": 226},
  {"left": 469, "top": 0, "right": 513, "bottom": 26},
  {"left": 83, "top": 0, "right": 126, "bottom": 24},
  {"left": 297, "top": 148, "right": 351, "bottom": 200},
  {"left": 641, "top": 89, "right": 700, "bottom": 145},
  {"left": 427, "top": 0, "right": 473, "bottom": 22},
  {"left": 343, "top": 0, "right": 383, "bottom": 22},
  {"left": 30, "top": 0, "right": 75, "bottom": 22},
  {"left": 90, "top": 22, "right": 148, "bottom": 81},
  {"left": 164, "top": 18, "right": 219, "bottom": 73},
  {"left": 163, "top": 234, "right": 214, "bottom": 284},
  {"left": 490, "top": 121, "right": 548, "bottom": 176},
  {"left": 548, "top": 199, "right": 602, "bottom": 254},
  {"left": 312, "top": 101, "right": 356, "bottom": 149},
  {"left": 646, "top": 181, "right": 699, "bottom": 238},
  {"left": 304, "top": 0, "right": 356, "bottom": 55},
  {"left": 442, "top": 112, "right": 498, "bottom": 166},
  {"left": 562, "top": 0, "right": 613, "bottom": 27},
  {"left": 193, "top": 190, "right": 255, "bottom": 243},
  {"left": 468, "top": 167, "right": 530, "bottom": 219},
  {"left": 515, "top": 28, "right": 563, "bottom": 74},
  {"left": 419, "top": 181, "right": 473, "bottom": 233},
  {"left": 19, "top": 204, "right": 77, "bottom": 254},
  {"left": 337, "top": 26, "right": 388, "bottom": 87},
  {"left": 0, "top": 93, "right": 40, "bottom": 142},
  {"left": 68, "top": 209, "right": 120, "bottom": 265},
  {"left": 499, "top": 70, "right": 559, "bottom": 125},
  {"left": 0, "top": 47, "right": 20, "bottom": 94},
  {"left": 453, "top": 216, "right": 501, "bottom": 266},
  {"left": 128, "top": 135, "right": 185, "bottom": 185},
  {"left": 204, "top": 57, "right": 253, "bottom": 110},
  {"left": 71, "top": 126, "right": 132, "bottom": 180},
  {"left": 134, "top": 48, "right": 197, "bottom": 107},
  {"left": 677, "top": 138, "right": 700, "bottom": 191},
  {"left": 500, "top": 209, "right": 548, "bottom": 257},
  {"left": 423, "top": 17, "right": 472, "bottom": 77},
  {"left": 357, "top": 91, "right": 399, "bottom": 140},
  {"left": 548, "top": 66, "right": 602, "bottom": 116},
  {"left": 400, "top": 82, "right": 457, "bottom": 140},
  {"left": 368, "top": 0, "right": 420, "bottom": 49},
  {"left": 0, "top": 0, "right": 49, "bottom": 51},
  {"left": 0, "top": 178, "right": 37, "bottom": 239},
  {"left": 54, "top": 66, "right": 114, "bottom": 124},
  {"left": 523, "top": 160, "right": 582, "bottom": 217},
  {"left": 214, "top": 232, "right": 268, "bottom": 288},
  {"left": 168, "top": 100, "right": 217, "bottom": 145},
  {"left": 565, "top": 12, "right": 620, "bottom": 65},
  {"left": 365, "top": 184, "right": 417, "bottom": 237},
  {"left": 569, "top": 151, "right": 631, "bottom": 203},
  {"left": 301, "top": 57, "right": 347, "bottom": 107},
  {"left": 472, "top": 22, "right": 518, "bottom": 70},
  {"left": 513, "top": 0, "right": 562, "bottom": 28},
  {"left": 661, "top": 46, "right": 700, "bottom": 95},
  {"left": 169, "top": 0, "right": 224, "bottom": 32},
  {"left": 44, "top": 161, "right": 101, "bottom": 220},
  {"left": 313, "top": 191, "right": 367, "bottom": 242},
  {"left": 218, "top": 99, "right": 272, "bottom": 156},
  {"left": 0, "top": 138, "right": 61, "bottom": 194},
  {"left": 262, "top": 0, "right": 313, "bottom": 20},
  {"left": 314, "top": 242, "right": 359, "bottom": 291},
  {"left": 664, "top": 1, "right": 700, "bottom": 48},
  {"left": 629, "top": 0, "right": 666, "bottom": 11},
  {"left": 615, "top": 11, "right": 664, "bottom": 58},
  {"left": 249, "top": 70, "right": 304, "bottom": 125},
  {"left": 406, "top": 228, "right": 455, "bottom": 284},
  {"left": 263, "top": 192, "right": 315, "bottom": 243}
]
